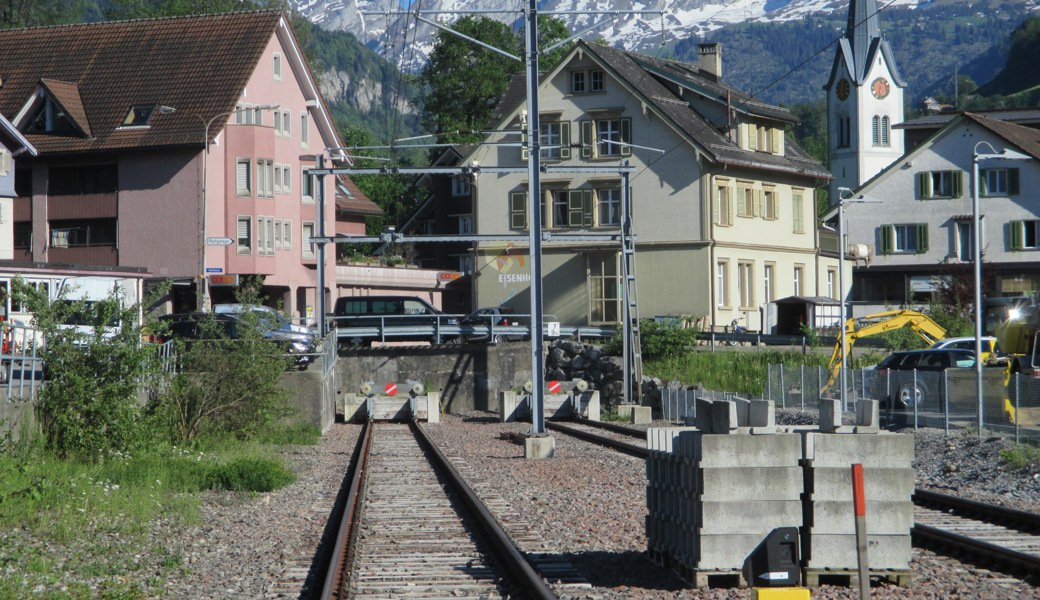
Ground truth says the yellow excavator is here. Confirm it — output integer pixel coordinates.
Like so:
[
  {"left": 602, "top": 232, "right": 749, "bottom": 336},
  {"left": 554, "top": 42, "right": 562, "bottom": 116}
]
[{"left": 820, "top": 310, "right": 946, "bottom": 394}]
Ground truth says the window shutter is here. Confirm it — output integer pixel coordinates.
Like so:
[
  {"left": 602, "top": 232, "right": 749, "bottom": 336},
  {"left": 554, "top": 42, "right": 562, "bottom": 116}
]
[
  {"left": 275, "top": 219, "right": 282, "bottom": 249},
  {"left": 560, "top": 122, "right": 572, "bottom": 159},
  {"left": 266, "top": 218, "right": 274, "bottom": 254},
  {"left": 284, "top": 220, "right": 291, "bottom": 248},
  {"left": 1009, "top": 168, "right": 1020, "bottom": 195},
  {"left": 917, "top": 172, "right": 931, "bottom": 199},
  {"left": 917, "top": 223, "right": 929, "bottom": 253},
  {"left": 879, "top": 225, "right": 892, "bottom": 254},
  {"left": 620, "top": 118, "right": 632, "bottom": 157},
  {"left": 753, "top": 189, "right": 762, "bottom": 217},
  {"left": 510, "top": 191, "right": 527, "bottom": 230},
  {"left": 771, "top": 128, "right": 782, "bottom": 154},
  {"left": 952, "top": 171, "right": 963, "bottom": 199},
  {"left": 980, "top": 170, "right": 989, "bottom": 197},
  {"left": 257, "top": 216, "right": 266, "bottom": 254},
  {"left": 520, "top": 130, "right": 529, "bottom": 161},
  {"left": 237, "top": 161, "right": 248, "bottom": 194},
  {"left": 747, "top": 124, "right": 757, "bottom": 150},
  {"left": 256, "top": 161, "right": 262, "bottom": 197},
  {"left": 567, "top": 190, "right": 584, "bottom": 227},
  {"left": 583, "top": 189, "right": 594, "bottom": 227},
  {"left": 1010, "top": 221, "right": 1024, "bottom": 250},
  {"left": 580, "top": 121, "right": 593, "bottom": 158}
]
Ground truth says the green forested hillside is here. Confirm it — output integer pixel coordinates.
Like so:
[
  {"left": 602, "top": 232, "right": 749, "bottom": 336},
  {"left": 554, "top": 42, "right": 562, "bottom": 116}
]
[{"left": 671, "top": 1, "right": 1037, "bottom": 108}]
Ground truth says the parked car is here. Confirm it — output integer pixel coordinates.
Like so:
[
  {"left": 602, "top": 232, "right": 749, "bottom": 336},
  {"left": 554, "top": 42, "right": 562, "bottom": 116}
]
[
  {"left": 928, "top": 336, "right": 1002, "bottom": 361},
  {"left": 213, "top": 303, "right": 314, "bottom": 336},
  {"left": 332, "top": 295, "right": 458, "bottom": 346},
  {"left": 869, "top": 348, "right": 977, "bottom": 409},
  {"left": 157, "top": 312, "right": 314, "bottom": 367},
  {"left": 461, "top": 307, "right": 525, "bottom": 343}
]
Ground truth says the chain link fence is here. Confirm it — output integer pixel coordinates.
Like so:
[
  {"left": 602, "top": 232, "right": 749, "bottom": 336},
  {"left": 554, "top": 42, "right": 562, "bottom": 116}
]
[{"left": 658, "top": 365, "right": 1040, "bottom": 443}]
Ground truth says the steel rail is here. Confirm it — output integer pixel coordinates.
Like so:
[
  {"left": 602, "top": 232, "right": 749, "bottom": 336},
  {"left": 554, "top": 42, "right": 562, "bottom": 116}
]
[
  {"left": 560, "top": 418, "right": 646, "bottom": 440},
  {"left": 545, "top": 421, "right": 649, "bottom": 458},
  {"left": 411, "top": 421, "right": 558, "bottom": 600},
  {"left": 319, "top": 420, "right": 373, "bottom": 600},
  {"left": 913, "top": 488, "right": 1040, "bottom": 532},
  {"left": 912, "top": 522, "right": 1040, "bottom": 575}
]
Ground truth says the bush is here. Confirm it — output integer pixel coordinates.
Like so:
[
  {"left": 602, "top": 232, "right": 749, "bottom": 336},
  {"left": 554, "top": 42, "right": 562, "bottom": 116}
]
[
  {"left": 605, "top": 318, "right": 701, "bottom": 360},
  {"left": 203, "top": 458, "right": 295, "bottom": 492},
  {"left": 12, "top": 279, "right": 165, "bottom": 462}
]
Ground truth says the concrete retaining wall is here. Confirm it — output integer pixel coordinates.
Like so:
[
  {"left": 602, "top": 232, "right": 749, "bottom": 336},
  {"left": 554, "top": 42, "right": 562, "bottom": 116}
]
[{"left": 335, "top": 342, "right": 533, "bottom": 414}]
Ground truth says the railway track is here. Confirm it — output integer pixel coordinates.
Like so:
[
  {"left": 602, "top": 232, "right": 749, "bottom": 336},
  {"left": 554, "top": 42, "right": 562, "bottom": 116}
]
[
  {"left": 548, "top": 418, "right": 1040, "bottom": 579},
  {"left": 320, "top": 421, "right": 555, "bottom": 600}
]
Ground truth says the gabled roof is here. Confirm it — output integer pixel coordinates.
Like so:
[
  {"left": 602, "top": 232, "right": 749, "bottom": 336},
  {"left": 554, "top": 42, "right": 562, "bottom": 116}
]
[
  {"left": 821, "top": 112, "right": 1040, "bottom": 221},
  {"left": 335, "top": 175, "right": 382, "bottom": 217},
  {"left": 0, "top": 11, "right": 343, "bottom": 157},
  {"left": 37, "top": 79, "right": 92, "bottom": 137},
  {"left": 897, "top": 108, "right": 1040, "bottom": 131},
  {"left": 480, "top": 41, "right": 829, "bottom": 180}
]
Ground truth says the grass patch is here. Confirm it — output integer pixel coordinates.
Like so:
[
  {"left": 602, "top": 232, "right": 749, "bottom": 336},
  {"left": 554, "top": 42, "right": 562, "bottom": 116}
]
[
  {"left": 255, "top": 423, "right": 322, "bottom": 445},
  {"left": 645, "top": 349, "right": 887, "bottom": 396},
  {"left": 0, "top": 432, "right": 302, "bottom": 599},
  {"left": 1000, "top": 442, "right": 1040, "bottom": 470}
]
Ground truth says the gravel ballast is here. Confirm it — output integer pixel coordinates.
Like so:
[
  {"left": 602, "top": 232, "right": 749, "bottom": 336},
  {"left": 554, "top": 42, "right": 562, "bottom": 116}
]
[{"left": 9, "top": 416, "right": 1038, "bottom": 598}]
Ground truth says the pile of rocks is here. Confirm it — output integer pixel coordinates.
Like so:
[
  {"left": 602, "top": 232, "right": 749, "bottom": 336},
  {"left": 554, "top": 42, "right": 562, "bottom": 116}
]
[{"left": 546, "top": 340, "right": 703, "bottom": 408}]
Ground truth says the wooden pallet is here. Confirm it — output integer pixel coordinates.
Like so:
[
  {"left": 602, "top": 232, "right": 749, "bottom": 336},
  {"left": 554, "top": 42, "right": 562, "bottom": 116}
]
[
  {"left": 647, "top": 547, "right": 749, "bottom": 588},
  {"left": 803, "top": 568, "right": 912, "bottom": 588}
]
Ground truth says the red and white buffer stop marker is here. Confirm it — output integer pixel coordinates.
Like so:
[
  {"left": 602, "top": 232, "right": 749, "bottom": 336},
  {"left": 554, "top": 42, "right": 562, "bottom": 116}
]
[
  {"left": 547, "top": 380, "right": 561, "bottom": 394},
  {"left": 384, "top": 382, "right": 398, "bottom": 396}
]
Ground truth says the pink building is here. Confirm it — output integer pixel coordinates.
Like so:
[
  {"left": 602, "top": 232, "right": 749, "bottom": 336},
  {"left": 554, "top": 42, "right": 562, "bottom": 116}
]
[{"left": 0, "top": 11, "right": 377, "bottom": 318}]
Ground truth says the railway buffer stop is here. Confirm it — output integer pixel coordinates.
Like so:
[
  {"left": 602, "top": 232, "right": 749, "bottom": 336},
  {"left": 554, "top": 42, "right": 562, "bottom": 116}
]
[
  {"left": 646, "top": 398, "right": 913, "bottom": 590},
  {"left": 339, "top": 380, "right": 440, "bottom": 423}
]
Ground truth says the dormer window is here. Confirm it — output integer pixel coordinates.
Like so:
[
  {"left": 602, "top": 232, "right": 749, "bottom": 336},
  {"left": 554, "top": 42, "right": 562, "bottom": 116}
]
[
  {"left": 26, "top": 96, "right": 75, "bottom": 134},
  {"left": 122, "top": 105, "right": 159, "bottom": 127},
  {"left": 590, "top": 70, "right": 604, "bottom": 92}
]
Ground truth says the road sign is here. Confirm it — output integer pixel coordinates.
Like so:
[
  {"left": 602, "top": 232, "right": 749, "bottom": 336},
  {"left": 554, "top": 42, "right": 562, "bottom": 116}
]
[
  {"left": 384, "top": 382, "right": 398, "bottom": 396},
  {"left": 206, "top": 237, "right": 234, "bottom": 246},
  {"left": 547, "top": 380, "right": 561, "bottom": 394},
  {"left": 205, "top": 267, "right": 223, "bottom": 273},
  {"left": 547, "top": 321, "right": 561, "bottom": 337}
]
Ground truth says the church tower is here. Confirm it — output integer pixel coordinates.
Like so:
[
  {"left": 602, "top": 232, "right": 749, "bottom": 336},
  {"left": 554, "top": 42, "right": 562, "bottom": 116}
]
[{"left": 825, "top": 0, "right": 906, "bottom": 203}]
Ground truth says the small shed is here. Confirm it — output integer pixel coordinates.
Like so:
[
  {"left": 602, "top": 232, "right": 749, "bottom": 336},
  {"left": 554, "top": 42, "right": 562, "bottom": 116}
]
[{"left": 772, "top": 296, "right": 841, "bottom": 335}]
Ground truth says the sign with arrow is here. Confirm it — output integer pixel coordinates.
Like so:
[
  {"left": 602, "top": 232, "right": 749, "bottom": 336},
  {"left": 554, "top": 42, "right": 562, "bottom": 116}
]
[{"left": 206, "top": 237, "right": 234, "bottom": 246}]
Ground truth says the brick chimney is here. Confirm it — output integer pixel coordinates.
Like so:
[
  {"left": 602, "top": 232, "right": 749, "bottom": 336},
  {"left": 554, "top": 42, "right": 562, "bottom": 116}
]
[{"left": 698, "top": 43, "right": 722, "bottom": 81}]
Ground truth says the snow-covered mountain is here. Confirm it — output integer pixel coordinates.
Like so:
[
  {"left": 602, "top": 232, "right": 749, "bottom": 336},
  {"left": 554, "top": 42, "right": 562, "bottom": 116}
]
[{"left": 289, "top": 0, "right": 924, "bottom": 72}]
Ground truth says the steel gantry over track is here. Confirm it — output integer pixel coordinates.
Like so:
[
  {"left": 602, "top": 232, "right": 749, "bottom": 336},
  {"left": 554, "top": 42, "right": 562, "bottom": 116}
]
[{"left": 310, "top": 0, "right": 659, "bottom": 441}]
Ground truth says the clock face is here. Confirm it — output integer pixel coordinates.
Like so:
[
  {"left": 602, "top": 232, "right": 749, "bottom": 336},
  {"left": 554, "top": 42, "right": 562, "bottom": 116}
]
[
  {"left": 871, "top": 77, "right": 891, "bottom": 100},
  {"left": 836, "top": 79, "right": 850, "bottom": 101}
]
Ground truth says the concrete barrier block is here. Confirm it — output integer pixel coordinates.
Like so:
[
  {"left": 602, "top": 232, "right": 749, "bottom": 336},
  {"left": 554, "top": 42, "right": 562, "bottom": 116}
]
[
  {"left": 425, "top": 392, "right": 440, "bottom": 423},
  {"left": 711, "top": 400, "right": 738, "bottom": 433},
  {"left": 696, "top": 500, "right": 803, "bottom": 534},
  {"left": 732, "top": 397, "right": 751, "bottom": 426},
  {"left": 819, "top": 399, "right": 842, "bottom": 432},
  {"left": 749, "top": 400, "right": 776, "bottom": 428},
  {"left": 582, "top": 390, "right": 601, "bottom": 421},
  {"left": 500, "top": 391, "right": 528, "bottom": 422},
  {"left": 802, "top": 433, "right": 913, "bottom": 468},
  {"left": 690, "top": 533, "right": 773, "bottom": 570},
  {"left": 807, "top": 501, "right": 912, "bottom": 535},
  {"left": 680, "top": 431, "right": 802, "bottom": 467},
  {"left": 524, "top": 434, "right": 556, "bottom": 459},
  {"left": 544, "top": 393, "right": 572, "bottom": 418},
  {"left": 856, "top": 399, "right": 880, "bottom": 430},
  {"left": 341, "top": 392, "right": 363, "bottom": 422},
  {"left": 697, "top": 467, "right": 804, "bottom": 501},
  {"left": 696, "top": 398, "right": 714, "bottom": 431},
  {"left": 808, "top": 467, "right": 914, "bottom": 502},
  {"left": 804, "top": 534, "right": 911, "bottom": 570},
  {"left": 616, "top": 404, "right": 636, "bottom": 419},
  {"left": 647, "top": 426, "right": 697, "bottom": 453},
  {"left": 630, "top": 406, "right": 652, "bottom": 424}
]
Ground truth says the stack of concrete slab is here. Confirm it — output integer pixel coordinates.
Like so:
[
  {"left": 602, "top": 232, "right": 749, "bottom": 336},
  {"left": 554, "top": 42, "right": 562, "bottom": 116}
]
[
  {"left": 802, "top": 401, "right": 913, "bottom": 585},
  {"left": 645, "top": 398, "right": 913, "bottom": 589},
  {"left": 646, "top": 400, "right": 803, "bottom": 587}
]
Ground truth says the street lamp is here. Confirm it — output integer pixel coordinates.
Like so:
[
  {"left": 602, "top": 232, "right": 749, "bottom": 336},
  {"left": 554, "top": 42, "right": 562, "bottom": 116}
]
[
  {"left": 836, "top": 187, "right": 879, "bottom": 411},
  {"left": 971, "top": 141, "right": 1031, "bottom": 437},
  {"left": 158, "top": 103, "right": 279, "bottom": 310}
]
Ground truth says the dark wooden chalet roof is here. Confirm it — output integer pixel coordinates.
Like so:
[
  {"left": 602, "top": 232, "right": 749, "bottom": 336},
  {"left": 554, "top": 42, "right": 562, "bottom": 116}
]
[
  {"left": 0, "top": 11, "right": 283, "bottom": 155},
  {"left": 335, "top": 175, "right": 382, "bottom": 216}
]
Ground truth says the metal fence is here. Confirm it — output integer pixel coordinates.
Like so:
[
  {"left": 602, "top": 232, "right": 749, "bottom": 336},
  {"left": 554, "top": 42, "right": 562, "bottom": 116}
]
[
  {"left": 765, "top": 364, "right": 1040, "bottom": 443},
  {"left": 657, "top": 365, "right": 1040, "bottom": 443}
]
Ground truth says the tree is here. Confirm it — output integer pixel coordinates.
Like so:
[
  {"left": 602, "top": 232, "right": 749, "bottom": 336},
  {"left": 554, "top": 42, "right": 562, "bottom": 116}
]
[{"left": 419, "top": 16, "right": 520, "bottom": 145}]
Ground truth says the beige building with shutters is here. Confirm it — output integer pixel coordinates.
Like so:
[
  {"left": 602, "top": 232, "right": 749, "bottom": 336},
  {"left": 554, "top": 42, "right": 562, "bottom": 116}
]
[{"left": 458, "top": 40, "right": 836, "bottom": 332}]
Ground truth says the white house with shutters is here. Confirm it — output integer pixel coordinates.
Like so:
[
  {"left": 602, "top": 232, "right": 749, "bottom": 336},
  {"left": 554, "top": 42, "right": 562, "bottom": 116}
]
[
  {"left": 456, "top": 40, "right": 834, "bottom": 333},
  {"left": 834, "top": 112, "right": 1040, "bottom": 307}
]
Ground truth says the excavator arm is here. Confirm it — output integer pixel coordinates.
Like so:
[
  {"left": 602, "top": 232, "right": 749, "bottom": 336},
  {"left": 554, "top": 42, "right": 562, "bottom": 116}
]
[{"left": 821, "top": 310, "right": 947, "bottom": 394}]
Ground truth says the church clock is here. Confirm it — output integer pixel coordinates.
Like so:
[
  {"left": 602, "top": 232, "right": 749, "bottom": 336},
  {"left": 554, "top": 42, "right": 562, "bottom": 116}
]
[
  {"left": 836, "top": 79, "right": 850, "bottom": 101},
  {"left": 871, "top": 77, "right": 891, "bottom": 99}
]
